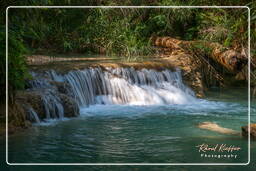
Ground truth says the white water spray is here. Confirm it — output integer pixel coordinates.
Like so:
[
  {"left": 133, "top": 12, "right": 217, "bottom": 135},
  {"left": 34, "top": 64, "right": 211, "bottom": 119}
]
[
  {"left": 61, "top": 67, "right": 196, "bottom": 106},
  {"left": 28, "top": 67, "right": 197, "bottom": 123},
  {"left": 27, "top": 107, "right": 41, "bottom": 123}
]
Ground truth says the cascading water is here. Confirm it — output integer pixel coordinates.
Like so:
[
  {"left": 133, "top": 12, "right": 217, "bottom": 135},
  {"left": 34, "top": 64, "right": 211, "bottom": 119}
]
[
  {"left": 27, "top": 67, "right": 197, "bottom": 123},
  {"left": 27, "top": 107, "right": 41, "bottom": 123},
  {"left": 61, "top": 67, "right": 196, "bottom": 106},
  {"left": 27, "top": 72, "right": 67, "bottom": 123},
  {"left": 41, "top": 89, "right": 64, "bottom": 119}
]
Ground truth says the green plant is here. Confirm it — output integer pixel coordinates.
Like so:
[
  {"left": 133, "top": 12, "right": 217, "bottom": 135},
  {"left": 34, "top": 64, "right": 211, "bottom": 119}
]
[
  {"left": 8, "top": 30, "right": 31, "bottom": 101},
  {"left": 197, "top": 8, "right": 249, "bottom": 48}
]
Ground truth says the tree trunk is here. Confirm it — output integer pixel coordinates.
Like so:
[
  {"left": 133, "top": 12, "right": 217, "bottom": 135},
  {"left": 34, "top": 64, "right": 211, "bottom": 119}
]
[{"left": 151, "top": 36, "right": 247, "bottom": 73}]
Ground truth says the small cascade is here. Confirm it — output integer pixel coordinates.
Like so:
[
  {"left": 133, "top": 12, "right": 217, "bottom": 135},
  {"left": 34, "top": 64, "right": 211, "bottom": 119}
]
[
  {"left": 27, "top": 67, "right": 197, "bottom": 123},
  {"left": 41, "top": 89, "right": 64, "bottom": 119},
  {"left": 27, "top": 72, "right": 66, "bottom": 121},
  {"left": 62, "top": 67, "right": 196, "bottom": 106},
  {"left": 28, "top": 73, "right": 52, "bottom": 89},
  {"left": 63, "top": 70, "right": 97, "bottom": 106},
  {"left": 46, "top": 70, "right": 64, "bottom": 82},
  {"left": 27, "top": 107, "right": 41, "bottom": 123}
]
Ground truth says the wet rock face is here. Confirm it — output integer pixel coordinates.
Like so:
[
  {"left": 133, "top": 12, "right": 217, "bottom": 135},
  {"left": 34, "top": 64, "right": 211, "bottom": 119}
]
[
  {"left": 242, "top": 124, "right": 256, "bottom": 140},
  {"left": 154, "top": 50, "right": 205, "bottom": 97},
  {"left": 50, "top": 81, "right": 71, "bottom": 95},
  {"left": 16, "top": 85, "right": 80, "bottom": 124},
  {"left": 8, "top": 102, "right": 32, "bottom": 134},
  {"left": 13, "top": 71, "right": 81, "bottom": 126},
  {"left": 16, "top": 91, "right": 45, "bottom": 119},
  {"left": 59, "top": 94, "right": 79, "bottom": 117}
]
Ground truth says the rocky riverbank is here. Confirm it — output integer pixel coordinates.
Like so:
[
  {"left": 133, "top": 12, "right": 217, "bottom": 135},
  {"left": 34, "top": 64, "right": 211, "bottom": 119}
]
[{"left": 8, "top": 81, "right": 80, "bottom": 134}]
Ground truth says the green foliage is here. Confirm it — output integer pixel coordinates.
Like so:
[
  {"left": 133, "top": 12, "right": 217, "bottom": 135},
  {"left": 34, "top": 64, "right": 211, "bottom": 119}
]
[
  {"left": 8, "top": 30, "right": 31, "bottom": 96},
  {"left": 0, "top": 25, "right": 30, "bottom": 99},
  {"left": 7, "top": 5, "right": 251, "bottom": 56},
  {"left": 187, "top": 42, "right": 214, "bottom": 65},
  {"left": 197, "top": 8, "right": 248, "bottom": 48},
  {"left": 7, "top": 7, "right": 200, "bottom": 56},
  {"left": 3, "top": 0, "right": 255, "bottom": 96}
]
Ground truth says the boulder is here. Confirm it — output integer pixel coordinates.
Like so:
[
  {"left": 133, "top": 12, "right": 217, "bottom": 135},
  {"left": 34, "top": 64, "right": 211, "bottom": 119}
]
[
  {"left": 16, "top": 90, "right": 45, "bottom": 119},
  {"left": 50, "top": 81, "right": 71, "bottom": 95},
  {"left": 241, "top": 124, "right": 256, "bottom": 140},
  {"left": 59, "top": 94, "right": 79, "bottom": 117},
  {"left": 8, "top": 102, "right": 32, "bottom": 134},
  {"left": 16, "top": 89, "right": 80, "bottom": 119}
]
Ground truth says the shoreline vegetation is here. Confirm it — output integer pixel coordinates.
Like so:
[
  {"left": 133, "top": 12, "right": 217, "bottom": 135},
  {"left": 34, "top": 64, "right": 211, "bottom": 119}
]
[{"left": 0, "top": 1, "right": 255, "bottom": 138}]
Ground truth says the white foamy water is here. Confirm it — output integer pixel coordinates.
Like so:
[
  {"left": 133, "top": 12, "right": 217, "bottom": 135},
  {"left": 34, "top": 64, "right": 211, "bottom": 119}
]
[
  {"left": 28, "top": 67, "right": 240, "bottom": 125},
  {"left": 62, "top": 67, "right": 196, "bottom": 106},
  {"left": 78, "top": 99, "right": 240, "bottom": 118}
]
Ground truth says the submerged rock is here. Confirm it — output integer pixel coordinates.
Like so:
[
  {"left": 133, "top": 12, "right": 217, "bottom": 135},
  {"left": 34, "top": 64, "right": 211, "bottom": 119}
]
[
  {"left": 197, "top": 122, "right": 239, "bottom": 135},
  {"left": 242, "top": 124, "right": 256, "bottom": 140},
  {"left": 198, "top": 122, "right": 256, "bottom": 141}
]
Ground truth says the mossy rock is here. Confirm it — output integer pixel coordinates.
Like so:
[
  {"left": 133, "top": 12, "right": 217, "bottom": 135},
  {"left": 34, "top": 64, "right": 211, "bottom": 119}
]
[
  {"left": 59, "top": 94, "right": 79, "bottom": 117},
  {"left": 16, "top": 91, "right": 45, "bottom": 119},
  {"left": 8, "top": 102, "right": 32, "bottom": 134}
]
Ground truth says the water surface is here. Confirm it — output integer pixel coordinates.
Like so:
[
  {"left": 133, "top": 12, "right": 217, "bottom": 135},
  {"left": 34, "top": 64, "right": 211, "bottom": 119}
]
[{"left": 7, "top": 88, "right": 253, "bottom": 164}]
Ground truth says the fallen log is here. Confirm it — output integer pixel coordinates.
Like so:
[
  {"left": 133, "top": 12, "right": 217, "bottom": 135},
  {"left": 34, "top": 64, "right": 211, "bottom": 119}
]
[
  {"left": 197, "top": 122, "right": 256, "bottom": 141},
  {"left": 151, "top": 36, "right": 247, "bottom": 73},
  {"left": 197, "top": 122, "right": 239, "bottom": 135}
]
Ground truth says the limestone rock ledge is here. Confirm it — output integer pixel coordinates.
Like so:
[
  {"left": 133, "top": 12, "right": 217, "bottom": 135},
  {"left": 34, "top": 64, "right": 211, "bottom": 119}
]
[
  {"left": 242, "top": 124, "right": 256, "bottom": 140},
  {"left": 8, "top": 81, "right": 80, "bottom": 134}
]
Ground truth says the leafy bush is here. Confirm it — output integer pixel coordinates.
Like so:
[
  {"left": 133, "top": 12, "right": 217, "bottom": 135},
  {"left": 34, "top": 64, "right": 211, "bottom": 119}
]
[
  {"left": 7, "top": 7, "right": 199, "bottom": 56},
  {"left": 8, "top": 30, "right": 31, "bottom": 100},
  {"left": 197, "top": 8, "right": 249, "bottom": 48}
]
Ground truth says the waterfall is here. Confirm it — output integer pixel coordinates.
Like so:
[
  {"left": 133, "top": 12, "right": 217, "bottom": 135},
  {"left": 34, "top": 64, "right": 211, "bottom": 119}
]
[
  {"left": 27, "top": 107, "right": 41, "bottom": 123},
  {"left": 61, "top": 67, "right": 196, "bottom": 106},
  {"left": 27, "top": 72, "right": 66, "bottom": 122},
  {"left": 27, "top": 67, "right": 197, "bottom": 123},
  {"left": 41, "top": 89, "right": 64, "bottom": 119}
]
